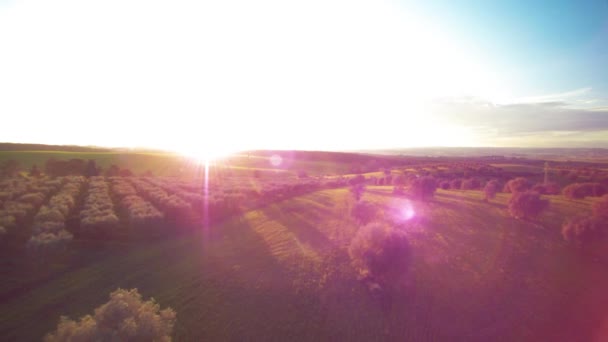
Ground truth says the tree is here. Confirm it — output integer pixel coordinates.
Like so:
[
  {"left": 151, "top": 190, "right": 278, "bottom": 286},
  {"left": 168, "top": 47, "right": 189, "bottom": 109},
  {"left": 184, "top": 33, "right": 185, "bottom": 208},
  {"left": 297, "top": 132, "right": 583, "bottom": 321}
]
[
  {"left": 508, "top": 191, "right": 549, "bottom": 220},
  {"left": 503, "top": 177, "right": 530, "bottom": 193},
  {"left": 29, "top": 164, "right": 42, "bottom": 177},
  {"left": 351, "top": 201, "right": 378, "bottom": 225},
  {"left": 449, "top": 179, "right": 462, "bottom": 190},
  {"left": 45, "top": 288, "right": 176, "bottom": 342},
  {"left": 85, "top": 160, "right": 100, "bottom": 177},
  {"left": 593, "top": 195, "right": 608, "bottom": 220},
  {"left": 392, "top": 174, "right": 406, "bottom": 194},
  {"left": 483, "top": 180, "right": 499, "bottom": 201},
  {"left": 348, "top": 222, "right": 411, "bottom": 289},
  {"left": 0, "top": 159, "right": 19, "bottom": 178},
  {"left": 350, "top": 183, "right": 365, "bottom": 201},
  {"left": 562, "top": 216, "right": 606, "bottom": 246},
  {"left": 105, "top": 164, "right": 121, "bottom": 177},
  {"left": 118, "top": 168, "right": 134, "bottom": 177},
  {"left": 410, "top": 176, "right": 436, "bottom": 201}
]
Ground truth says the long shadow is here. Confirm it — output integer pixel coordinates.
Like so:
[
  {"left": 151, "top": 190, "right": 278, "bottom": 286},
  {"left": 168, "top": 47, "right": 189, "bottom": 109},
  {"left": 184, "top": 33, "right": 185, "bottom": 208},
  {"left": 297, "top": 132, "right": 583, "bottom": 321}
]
[{"left": 261, "top": 204, "right": 334, "bottom": 253}]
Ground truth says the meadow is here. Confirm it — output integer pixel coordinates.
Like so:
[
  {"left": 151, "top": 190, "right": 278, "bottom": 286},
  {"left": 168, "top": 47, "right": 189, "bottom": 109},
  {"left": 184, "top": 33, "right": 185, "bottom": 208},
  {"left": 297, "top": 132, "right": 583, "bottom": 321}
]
[{"left": 1, "top": 185, "right": 607, "bottom": 341}]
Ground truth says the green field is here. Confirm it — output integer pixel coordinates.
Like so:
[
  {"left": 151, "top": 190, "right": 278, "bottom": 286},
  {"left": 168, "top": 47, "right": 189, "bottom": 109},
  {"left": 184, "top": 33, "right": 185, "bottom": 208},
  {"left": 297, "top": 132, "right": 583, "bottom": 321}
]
[{"left": 1, "top": 187, "right": 605, "bottom": 341}]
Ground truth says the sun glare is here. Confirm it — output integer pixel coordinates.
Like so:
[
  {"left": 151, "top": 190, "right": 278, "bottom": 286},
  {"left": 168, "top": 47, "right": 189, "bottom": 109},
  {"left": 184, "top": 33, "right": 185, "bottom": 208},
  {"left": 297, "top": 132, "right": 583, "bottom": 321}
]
[{"left": 177, "top": 146, "right": 235, "bottom": 164}]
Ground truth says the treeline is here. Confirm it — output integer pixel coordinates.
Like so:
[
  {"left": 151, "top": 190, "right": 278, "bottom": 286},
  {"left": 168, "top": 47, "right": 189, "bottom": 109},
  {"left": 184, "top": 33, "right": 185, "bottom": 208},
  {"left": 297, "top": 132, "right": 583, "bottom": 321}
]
[
  {"left": 0, "top": 158, "right": 134, "bottom": 178},
  {"left": 0, "top": 143, "right": 112, "bottom": 152}
]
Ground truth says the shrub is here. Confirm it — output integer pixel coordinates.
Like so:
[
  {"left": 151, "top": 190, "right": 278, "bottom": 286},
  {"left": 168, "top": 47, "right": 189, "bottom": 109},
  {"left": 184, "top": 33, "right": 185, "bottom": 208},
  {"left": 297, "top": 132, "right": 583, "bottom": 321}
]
[
  {"left": 45, "top": 288, "right": 176, "bottom": 342},
  {"left": 562, "top": 216, "right": 606, "bottom": 246},
  {"left": 351, "top": 201, "right": 377, "bottom": 225},
  {"left": 593, "top": 195, "right": 608, "bottom": 220},
  {"left": 483, "top": 180, "right": 499, "bottom": 201},
  {"left": 409, "top": 176, "right": 436, "bottom": 201},
  {"left": 508, "top": 191, "right": 549, "bottom": 220},
  {"left": 503, "top": 177, "right": 530, "bottom": 193}
]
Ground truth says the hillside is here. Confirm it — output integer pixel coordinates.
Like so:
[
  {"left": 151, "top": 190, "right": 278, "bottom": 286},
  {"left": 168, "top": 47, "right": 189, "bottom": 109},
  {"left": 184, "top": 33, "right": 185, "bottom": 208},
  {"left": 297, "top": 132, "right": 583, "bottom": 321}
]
[{"left": 1, "top": 187, "right": 606, "bottom": 341}]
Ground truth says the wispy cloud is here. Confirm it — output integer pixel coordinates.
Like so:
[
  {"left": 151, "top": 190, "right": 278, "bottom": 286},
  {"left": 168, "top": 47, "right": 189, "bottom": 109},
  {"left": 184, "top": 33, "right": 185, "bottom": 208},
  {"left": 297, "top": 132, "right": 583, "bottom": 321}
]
[{"left": 511, "top": 87, "right": 592, "bottom": 104}]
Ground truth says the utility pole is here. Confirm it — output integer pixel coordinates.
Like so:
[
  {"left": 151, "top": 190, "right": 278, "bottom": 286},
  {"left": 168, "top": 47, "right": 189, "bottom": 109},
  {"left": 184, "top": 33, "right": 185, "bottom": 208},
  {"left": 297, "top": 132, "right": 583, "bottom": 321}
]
[{"left": 544, "top": 161, "right": 549, "bottom": 184}]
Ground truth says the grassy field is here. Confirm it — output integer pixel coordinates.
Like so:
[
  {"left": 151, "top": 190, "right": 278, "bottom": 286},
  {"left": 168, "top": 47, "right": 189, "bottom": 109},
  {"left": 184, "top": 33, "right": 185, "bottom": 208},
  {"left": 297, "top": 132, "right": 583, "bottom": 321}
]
[{"left": 1, "top": 187, "right": 606, "bottom": 341}]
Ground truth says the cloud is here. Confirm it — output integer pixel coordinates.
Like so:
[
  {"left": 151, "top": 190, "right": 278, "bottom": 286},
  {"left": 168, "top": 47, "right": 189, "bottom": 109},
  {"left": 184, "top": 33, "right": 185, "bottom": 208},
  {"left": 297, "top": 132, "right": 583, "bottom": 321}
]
[
  {"left": 432, "top": 97, "right": 608, "bottom": 137},
  {"left": 513, "top": 87, "right": 592, "bottom": 104}
]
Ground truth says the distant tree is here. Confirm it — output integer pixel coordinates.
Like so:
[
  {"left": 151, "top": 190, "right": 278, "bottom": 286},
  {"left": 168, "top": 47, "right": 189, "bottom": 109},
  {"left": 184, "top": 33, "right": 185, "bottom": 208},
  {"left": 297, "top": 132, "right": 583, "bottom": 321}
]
[
  {"left": 562, "top": 183, "right": 605, "bottom": 199},
  {"left": 118, "top": 168, "right": 133, "bottom": 177},
  {"left": 351, "top": 201, "right": 378, "bottom": 225},
  {"left": 383, "top": 168, "right": 392, "bottom": 177},
  {"left": 385, "top": 175, "right": 392, "bottom": 185},
  {"left": 350, "top": 183, "right": 366, "bottom": 202},
  {"left": 508, "top": 191, "right": 549, "bottom": 220},
  {"left": 543, "top": 182, "right": 561, "bottom": 195},
  {"left": 410, "top": 176, "right": 436, "bottom": 201},
  {"left": 297, "top": 170, "right": 308, "bottom": 178},
  {"left": 439, "top": 181, "right": 450, "bottom": 190},
  {"left": 348, "top": 174, "right": 366, "bottom": 185},
  {"left": 483, "top": 180, "right": 499, "bottom": 201},
  {"left": 29, "top": 164, "right": 42, "bottom": 178},
  {"left": 0, "top": 159, "right": 20, "bottom": 178},
  {"left": 66, "top": 159, "right": 86, "bottom": 175},
  {"left": 45, "top": 288, "right": 176, "bottom": 342},
  {"left": 84, "top": 160, "right": 99, "bottom": 177},
  {"left": 503, "top": 177, "right": 531, "bottom": 193},
  {"left": 105, "top": 164, "right": 121, "bottom": 177},
  {"left": 593, "top": 195, "right": 608, "bottom": 220},
  {"left": 562, "top": 216, "right": 606, "bottom": 246},
  {"left": 461, "top": 179, "right": 474, "bottom": 190},
  {"left": 449, "top": 179, "right": 462, "bottom": 190},
  {"left": 349, "top": 222, "right": 411, "bottom": 290},
  {"left": 392, "top": 174, "right": 407, "bottom": 194}
]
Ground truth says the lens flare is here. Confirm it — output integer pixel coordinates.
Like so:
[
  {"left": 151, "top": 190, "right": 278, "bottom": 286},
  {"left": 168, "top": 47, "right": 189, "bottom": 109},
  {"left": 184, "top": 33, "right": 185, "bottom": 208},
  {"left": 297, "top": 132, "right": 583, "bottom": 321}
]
[{"left": 270, "top": 154, "right": 282, "bottom": 167}]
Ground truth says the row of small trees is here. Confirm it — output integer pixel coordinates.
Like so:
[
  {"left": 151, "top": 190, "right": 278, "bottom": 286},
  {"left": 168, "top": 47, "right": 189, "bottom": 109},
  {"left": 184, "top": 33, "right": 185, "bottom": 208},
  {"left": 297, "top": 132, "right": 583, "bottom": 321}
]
[
  {"left": 27, "top": 177, "right": 84, "bottom": 253},
  {"left": 80, "top": 177, "right": 120, "bottom": 237}
]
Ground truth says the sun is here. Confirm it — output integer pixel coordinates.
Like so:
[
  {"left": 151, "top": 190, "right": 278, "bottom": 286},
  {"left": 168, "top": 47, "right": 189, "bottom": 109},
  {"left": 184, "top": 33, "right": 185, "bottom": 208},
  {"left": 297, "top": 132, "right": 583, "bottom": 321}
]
[{"left": 176, "top": 145, "right": 235, "bottom": 164}]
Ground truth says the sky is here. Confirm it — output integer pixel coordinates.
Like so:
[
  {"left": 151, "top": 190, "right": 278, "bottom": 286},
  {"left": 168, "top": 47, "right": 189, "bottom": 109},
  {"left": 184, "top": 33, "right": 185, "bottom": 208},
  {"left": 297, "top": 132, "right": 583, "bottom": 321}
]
[{"left": 1, "top": 0, "right": 607, "bottom": 157}]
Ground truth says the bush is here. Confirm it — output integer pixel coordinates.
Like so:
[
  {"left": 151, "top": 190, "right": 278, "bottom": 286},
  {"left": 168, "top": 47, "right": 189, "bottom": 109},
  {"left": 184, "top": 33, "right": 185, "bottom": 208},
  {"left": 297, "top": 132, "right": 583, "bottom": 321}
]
[
  {"left": 508, "top": 191, "right": 549, "bottom": 220},
  {"left": 562, "top": 216, "right": 606, "bottom": 246},
  {"left": 593, "top": 195, "right": 608, "bottom": 220},
  {"left": 503, "top": 177, "right": 530, "bottom": 193},
  {"left": 45, "top": 288, "right": 176, "bottom": 342},
  {"left": 351, "top": 201, "right": 377, "bottom": 225},
  {"left": 409, "top": 176, "right": 436, "bottom": 201},
  {"left": 348, "top": 222, "right": 411, "bottom": 288},
  {"left": 483, "top": 180, "right": 499, "bottom": 201}
]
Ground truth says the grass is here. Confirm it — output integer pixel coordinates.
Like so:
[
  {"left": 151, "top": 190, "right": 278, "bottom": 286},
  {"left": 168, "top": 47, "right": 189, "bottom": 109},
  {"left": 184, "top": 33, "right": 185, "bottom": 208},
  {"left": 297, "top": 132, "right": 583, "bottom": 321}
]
[{"left": 1, "top": 188, "right": 607, "bottom": 341}]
